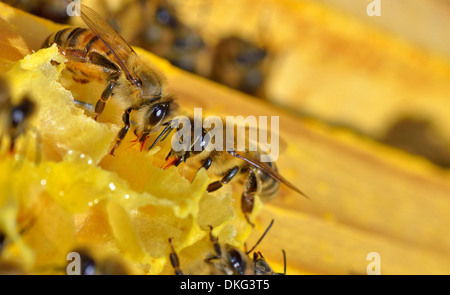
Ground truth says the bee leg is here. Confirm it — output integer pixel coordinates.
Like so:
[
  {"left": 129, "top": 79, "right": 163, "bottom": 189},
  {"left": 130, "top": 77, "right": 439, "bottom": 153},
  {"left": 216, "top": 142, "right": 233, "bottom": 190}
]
[
  {"left": 241, "top": 170, "right": 258, "bottom": 227},
  {"left": 64, "top": 49, "right": 89, "bottom": 63},
  {"left": 84, "top": 52, "right": 120, "bottom": 121},
  {"left": 200, "top": 158, "right": 212, "bottom": 170},
  {"left": 168, "top": 238, "right": 183, "bottom": 275},
  {"left": 206, "top": 166, "right": 240, "bottom": 193},
  {"left": 191, "top": 157, "right": 212, "bottom": 182},
  {"left": 204, "top": 225, "right": 222, "bottom": 263},
  {"left": 277, "top": 249, "right": 287, "bottom": 275},
  {"left": 93, "top": 80, "right": 115, "bottom": 121},
  {"left": 109, "top": 107, "right": 132, "bottom": 156}
]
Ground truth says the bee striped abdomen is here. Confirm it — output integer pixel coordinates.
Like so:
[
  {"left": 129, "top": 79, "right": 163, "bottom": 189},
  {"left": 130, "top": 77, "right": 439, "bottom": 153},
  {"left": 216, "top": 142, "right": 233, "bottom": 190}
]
[
  {"left": 257, "top": 161, "right": 280, "bottom": 202},
  {"left": 43, "top": 27, "right": 123, "bottom": 84},
  {"left": 44, "top": 27, "right": 116, "bottom": 66}
]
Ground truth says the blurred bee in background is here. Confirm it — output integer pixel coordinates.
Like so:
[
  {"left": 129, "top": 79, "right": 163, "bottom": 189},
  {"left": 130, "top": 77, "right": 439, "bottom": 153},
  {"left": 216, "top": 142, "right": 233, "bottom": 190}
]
[
  {"left": 42, "top": 4, "right": 178, "bottom": 155},
  {"left": 200, "top": 0, "right": 273, "bottom": 99},
  {"left": 0, "top": 77, "right": 37, "bottom": 156},
  {"left": 169, "top": 219, "right": 286, "bottom": 275},
  {"left": 150, "top": 116, "right": 308, "bottom": 226},
  {"left": 66, "top": 248, "right": 131, "bottom": 275},
  {"left": 135, "top": 0, "right": 209, "bottom": 75},
  {"left": 380, "top": 116, "right": 450, "bottom": 168},
  {"left": 1, "top": 0, "right": 71, "bottom": 23},
  {"left": 210, "top": 36, "right": 269, "bottom": 99}
]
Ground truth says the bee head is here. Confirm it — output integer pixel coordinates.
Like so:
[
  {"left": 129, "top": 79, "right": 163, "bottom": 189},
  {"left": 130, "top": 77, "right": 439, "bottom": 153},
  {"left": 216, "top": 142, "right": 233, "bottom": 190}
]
[
  {"left": 161, "top": 118, "right": 211, "bottom": 170},
  {"left": 141, "top": 95, "right": 178, "bottom": 135},
  {"left": 224, "top": 244, "right": 253, "bottom": 275}
]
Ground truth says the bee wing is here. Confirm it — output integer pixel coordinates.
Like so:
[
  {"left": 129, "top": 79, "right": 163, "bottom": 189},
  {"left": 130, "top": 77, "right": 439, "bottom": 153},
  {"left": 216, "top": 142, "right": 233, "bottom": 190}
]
[
  {"left": 80, "top": 4, "right": 138, "bottom": 84},
  {"left": 232, "top": 151, "right": 309, "bottom": 199}
]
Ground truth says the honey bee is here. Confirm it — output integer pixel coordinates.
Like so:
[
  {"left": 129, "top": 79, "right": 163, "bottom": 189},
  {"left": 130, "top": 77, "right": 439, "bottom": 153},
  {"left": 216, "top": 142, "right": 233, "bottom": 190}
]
[
  {"left": 169, "top": 235, "right": 255, "bottom": 275},
  {"left": 42, "top": 4, "right": 178, "bottom": 155},
  {"left": 0, "top": 77, "right": 36, "bottom": 154},
  {"left": 151, "top": 116, "right": 308, "bottom": 226},
  {"left": 169, "top": 220, "right": 285, "bottom": 275},
  {"left": 210, "top": 36, "right": 269, "bottom": 99}
]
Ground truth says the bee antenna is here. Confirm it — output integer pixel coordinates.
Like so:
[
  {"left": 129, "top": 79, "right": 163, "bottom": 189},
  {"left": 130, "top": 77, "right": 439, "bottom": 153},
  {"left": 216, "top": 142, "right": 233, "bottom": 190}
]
[
  {"left": 280, "top": 249, "right": 287, "bottom": 275},
  {"left": 160, "top": 126, "right": 175, "bottom": 142},
  {"left": 148, "top": 120, "right": 175, "bottom": 150},
  {"left": 245, "top": 219, "right": 274, "bottom": 255}
]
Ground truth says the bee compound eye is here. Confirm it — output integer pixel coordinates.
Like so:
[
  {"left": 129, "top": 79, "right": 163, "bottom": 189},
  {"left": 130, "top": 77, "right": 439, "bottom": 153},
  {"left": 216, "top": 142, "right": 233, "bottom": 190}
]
[
  {"left": 149, "top": 103, "right": 168, "bottom": 126},
  {"left": 226, "top": 248, "right": 246, "bottom": 275}
]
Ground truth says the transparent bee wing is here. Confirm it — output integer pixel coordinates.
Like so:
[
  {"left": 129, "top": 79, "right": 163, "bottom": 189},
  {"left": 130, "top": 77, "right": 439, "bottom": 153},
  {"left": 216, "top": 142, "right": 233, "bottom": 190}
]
[
  {"left": 232, "top": 151, "right": 309, "bottom": 199},
  {"left": 80, "top": 4, "right": 139, "bottom": 84}
]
